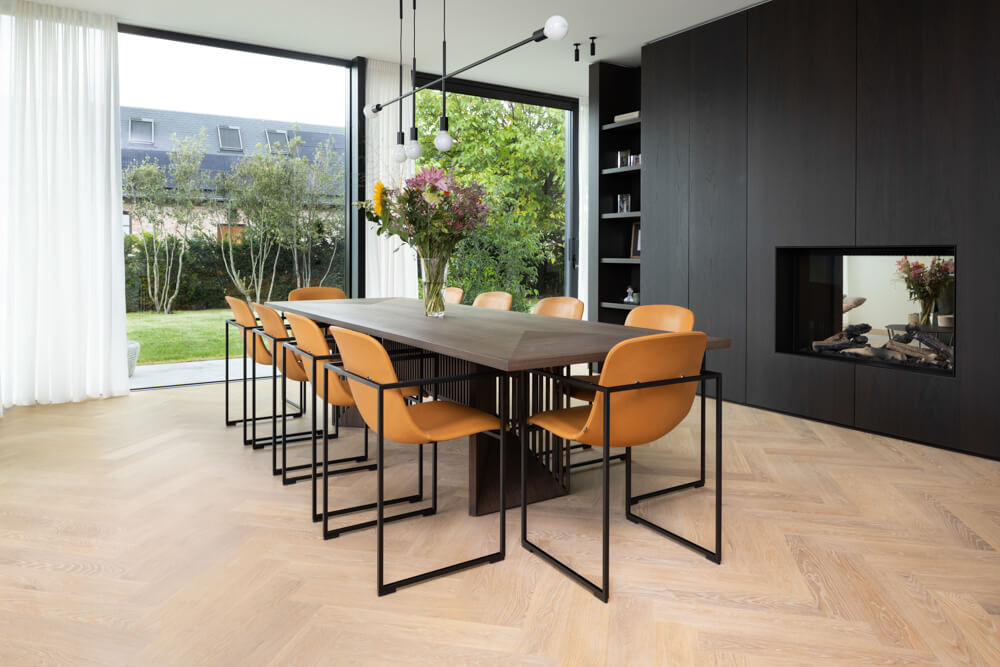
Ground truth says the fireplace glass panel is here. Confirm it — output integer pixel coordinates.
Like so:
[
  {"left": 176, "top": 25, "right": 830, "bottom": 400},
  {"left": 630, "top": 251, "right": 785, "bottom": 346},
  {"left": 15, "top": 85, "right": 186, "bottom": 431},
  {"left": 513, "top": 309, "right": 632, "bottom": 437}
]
[{"left": 776, "top": 247, "right": 956, "bottom": 375}]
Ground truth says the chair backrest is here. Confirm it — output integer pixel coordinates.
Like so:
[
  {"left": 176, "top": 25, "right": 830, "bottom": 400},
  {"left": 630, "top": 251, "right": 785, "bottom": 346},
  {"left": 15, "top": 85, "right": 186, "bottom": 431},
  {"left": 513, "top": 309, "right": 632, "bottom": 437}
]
[
  {"left": 443, "top": 286, "right": 464, "bottom": 305},
  {"left": 532, "top": 296, "right": 584, "bottom": 320},
  {"left": 252, "top": 303, "right": 307, "bottom": 382},
  {"left": 625, "top": 304, "right": 695, "bottom": 332},
  {"left": 472, "top": 291, "right": 513, "bottom": 311},
  {"left": 581, "top": 332, "right": 706, "bottom": 447},
  {"left": 329, "top": 326, "right": 430, "bottom": 444},
  {"left": 288, "top": 286, "right": 348, "bottom": 301},
  {"left": 284, "top": 313, "right": 354, "bottom": 406},
  {"left": 225, "top": 296, "right": 271, "bottom": 364}
]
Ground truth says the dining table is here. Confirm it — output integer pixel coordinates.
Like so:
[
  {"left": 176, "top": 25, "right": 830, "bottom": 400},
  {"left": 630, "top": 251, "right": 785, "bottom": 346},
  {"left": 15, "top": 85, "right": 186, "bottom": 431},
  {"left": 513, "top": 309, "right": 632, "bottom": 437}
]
[{"left": 266, "top": 297, "right": 732, "bottom": 515}]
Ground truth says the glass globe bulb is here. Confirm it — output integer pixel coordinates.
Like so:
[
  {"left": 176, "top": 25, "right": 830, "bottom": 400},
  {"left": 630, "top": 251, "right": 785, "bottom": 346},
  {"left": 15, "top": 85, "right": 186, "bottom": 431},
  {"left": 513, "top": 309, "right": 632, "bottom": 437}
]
[
  {"left": 390, "top": 142, "right": 407, "bottom": 163},
  {"left": 543, "top": 15, "right": 569, "bottom": 41},
  {"left": 405, "top": 139, "right": 423, "bottom": 160},
  {"left": 434, "top": 130, "right": 454, "bottom": 152},
  {"left": 363, "top": 104, "right": 378, "bottom": 119}
]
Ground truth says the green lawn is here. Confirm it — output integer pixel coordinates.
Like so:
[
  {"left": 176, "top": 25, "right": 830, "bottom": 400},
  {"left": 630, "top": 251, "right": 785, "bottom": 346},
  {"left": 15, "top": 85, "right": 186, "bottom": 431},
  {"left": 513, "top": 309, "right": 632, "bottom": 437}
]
[{"left": 127, "top": 309, "right": 241, "bottom": 365}]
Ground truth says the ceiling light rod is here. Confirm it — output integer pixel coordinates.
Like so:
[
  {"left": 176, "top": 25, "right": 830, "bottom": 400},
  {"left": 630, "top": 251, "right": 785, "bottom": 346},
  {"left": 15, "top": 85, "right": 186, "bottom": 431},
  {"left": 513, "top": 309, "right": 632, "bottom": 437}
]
[{"left": 365, "top": 15, "right": 568, "bottom": 117}]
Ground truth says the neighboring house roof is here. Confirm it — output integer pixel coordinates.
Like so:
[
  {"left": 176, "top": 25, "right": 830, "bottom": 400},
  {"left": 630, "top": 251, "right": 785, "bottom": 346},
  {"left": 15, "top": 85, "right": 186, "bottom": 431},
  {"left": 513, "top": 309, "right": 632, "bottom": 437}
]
[{"left": 120, "top": 106, "right": 346, "bottom": 182}]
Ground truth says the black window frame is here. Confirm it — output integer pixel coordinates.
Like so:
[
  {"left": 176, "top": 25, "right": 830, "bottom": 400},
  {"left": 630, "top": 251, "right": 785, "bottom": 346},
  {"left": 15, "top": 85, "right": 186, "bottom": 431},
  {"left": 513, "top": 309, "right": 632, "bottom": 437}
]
[
  {"left": 117, "top": 24, "right": 360, "bottom": 296},
  {"left": 411, "top": 72, "right": 581, "bottom": 298}
]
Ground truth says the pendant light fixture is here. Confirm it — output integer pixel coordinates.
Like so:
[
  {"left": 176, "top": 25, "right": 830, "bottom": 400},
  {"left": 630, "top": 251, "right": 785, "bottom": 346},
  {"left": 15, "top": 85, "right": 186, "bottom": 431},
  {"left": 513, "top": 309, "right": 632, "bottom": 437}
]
[
  {"left": 404, "top": 0, "right": 423, "bottom": 159},
  {"left": 433, "top": 0, "right": 453, "bottom": 152},
  {"left": 390, "top": 0, "right": 408, "bottom": 163},
  {"left": 362, "top": 7, "right": 570, "bottom": 146}
]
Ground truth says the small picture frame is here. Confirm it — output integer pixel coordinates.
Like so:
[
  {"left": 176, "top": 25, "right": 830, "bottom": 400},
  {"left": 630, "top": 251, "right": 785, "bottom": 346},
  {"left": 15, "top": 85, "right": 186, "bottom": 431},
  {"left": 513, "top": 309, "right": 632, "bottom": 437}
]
[
  {"left": 628, "top": 153, "right": 641, "bottom": 167},
  {"left": 617, "top": 193, "right": 631, "bottom": 213},
  {"left": 630, "top": 222, "right": 641, "bottom": 258},
  {"left": 616, "top": 150, "right": 631, "bottom": 168}
]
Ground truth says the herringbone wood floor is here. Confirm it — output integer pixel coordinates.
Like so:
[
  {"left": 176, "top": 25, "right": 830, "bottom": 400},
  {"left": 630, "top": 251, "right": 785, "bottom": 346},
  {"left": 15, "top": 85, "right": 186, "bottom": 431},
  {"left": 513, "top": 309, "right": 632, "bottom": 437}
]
[{"left": 1, "top": 382, "right": 999, "bottom": 665}]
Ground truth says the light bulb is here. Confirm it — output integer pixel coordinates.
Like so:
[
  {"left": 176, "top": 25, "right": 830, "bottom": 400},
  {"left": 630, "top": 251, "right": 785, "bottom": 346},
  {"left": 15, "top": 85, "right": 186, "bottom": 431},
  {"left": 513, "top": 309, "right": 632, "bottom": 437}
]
[
  {"left": 363, "top": 104, "right": 379, "bottom": 119},
  {"left": 405, "top": 139, "right": 423, "bottom": 160},
  {"left": 390, "top": 142, "right": 407, "bottom": 163},
  {"left": 434, "top": 130, "right": 454, "bottom": 152},
  {"left": 543, "top": 15, "right": 569, "bottom": 41}
]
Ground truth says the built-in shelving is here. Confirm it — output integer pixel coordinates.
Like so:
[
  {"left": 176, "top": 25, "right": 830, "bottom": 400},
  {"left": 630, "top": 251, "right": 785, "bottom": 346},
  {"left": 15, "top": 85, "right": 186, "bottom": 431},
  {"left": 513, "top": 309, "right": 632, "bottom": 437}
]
[
  {"left": 601, "top": 118, "right": 641, "bottom": 131},
  {"left": 600, "top": 165, "right": 641, "bottom": 176},
  {"left": 600, "top": 211, "right": 640, "bottom": 220},
  {"left": 600, "top": 302, "right": 639, "bottom": 311}
]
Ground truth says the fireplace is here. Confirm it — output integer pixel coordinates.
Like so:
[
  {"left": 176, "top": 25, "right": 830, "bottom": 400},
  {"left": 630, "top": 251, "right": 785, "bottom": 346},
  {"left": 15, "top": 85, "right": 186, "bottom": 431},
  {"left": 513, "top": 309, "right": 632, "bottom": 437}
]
[{"left": 776, "top": 247, "right": 956, "bottom": 375}]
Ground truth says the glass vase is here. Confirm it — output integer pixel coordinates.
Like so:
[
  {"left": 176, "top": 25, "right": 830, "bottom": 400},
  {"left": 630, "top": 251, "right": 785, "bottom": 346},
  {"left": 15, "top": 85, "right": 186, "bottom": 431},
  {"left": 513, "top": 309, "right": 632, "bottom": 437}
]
[
  {"left": 420, "top": 256, "right": 448, "bottom": 318},
  {"left": 919, "top": 297, "right": 934, "bottom": 327}
]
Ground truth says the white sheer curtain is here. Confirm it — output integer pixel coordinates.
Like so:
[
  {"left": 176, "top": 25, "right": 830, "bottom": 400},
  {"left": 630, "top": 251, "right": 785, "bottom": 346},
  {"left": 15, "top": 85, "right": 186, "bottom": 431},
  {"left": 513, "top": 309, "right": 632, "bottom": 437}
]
[
  {"left": 364, "top": 59, "right": 418, "bottom": 298},
  {"left": 0, "top": 0, "right": 128, "bottom": 413}
]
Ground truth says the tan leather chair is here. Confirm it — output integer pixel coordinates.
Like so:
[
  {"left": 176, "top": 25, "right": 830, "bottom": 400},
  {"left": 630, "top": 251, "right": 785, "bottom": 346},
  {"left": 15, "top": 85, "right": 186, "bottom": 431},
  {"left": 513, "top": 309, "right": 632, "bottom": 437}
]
[
  {"left": 533, "top": 296, "right": 584, "bottom": 320},
  {"left": 288, "top": 286, "right": 347, "bottom": 301},
  {"left": 443, "top": 287, "right": 464, "bottom": 305},
  {"left": 572, "top": 304, "right": 696, "bottom": 402},
  {"left": 524, "top": 332, "right": 712, "bottom": 602},
  {"left": 328, "top": 325, "right": 507, "bottom": 596},
  {"left": 472, "top": 291, "right": 513, "bottom": 311},
  {"left": 225, "top": 296, "right": 283, "bottom": 440}
]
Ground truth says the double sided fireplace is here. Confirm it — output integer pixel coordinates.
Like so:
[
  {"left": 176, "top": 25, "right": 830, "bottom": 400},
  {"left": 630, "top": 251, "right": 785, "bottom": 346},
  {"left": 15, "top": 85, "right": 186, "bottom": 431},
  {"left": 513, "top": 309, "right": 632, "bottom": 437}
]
[{"left": 776, "top": 247, "right": 956, "bottom": 375}]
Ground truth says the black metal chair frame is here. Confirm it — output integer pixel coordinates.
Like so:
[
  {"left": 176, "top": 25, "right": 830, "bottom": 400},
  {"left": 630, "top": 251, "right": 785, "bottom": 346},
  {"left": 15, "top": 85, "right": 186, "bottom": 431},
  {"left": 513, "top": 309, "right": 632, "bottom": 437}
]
[
  {"left": 224, "top": 318, "right": 304, "bottom": 441},
  {"left": 324, "top": 361, "right": 507, "bottom": 597},
  {"left": 520, "top": 368, "right": 723, "bottom": 603},
  {"left": 249, "top": 326, "right": 317, "bottom": 453}
]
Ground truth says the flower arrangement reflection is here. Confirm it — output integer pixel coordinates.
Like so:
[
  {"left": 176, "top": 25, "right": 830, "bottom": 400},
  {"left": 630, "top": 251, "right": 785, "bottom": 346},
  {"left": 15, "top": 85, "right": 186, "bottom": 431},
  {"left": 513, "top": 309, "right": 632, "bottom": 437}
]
[{"left": 895, "top": 256, "right": 955, "bottom": 326}]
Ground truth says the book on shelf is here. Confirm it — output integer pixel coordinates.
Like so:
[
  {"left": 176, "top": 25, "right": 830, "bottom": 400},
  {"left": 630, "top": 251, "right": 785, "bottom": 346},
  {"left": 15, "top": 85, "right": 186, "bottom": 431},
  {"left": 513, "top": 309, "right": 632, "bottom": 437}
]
[{"left": 612, "top": 110, "right": 640, "bottom": 123}]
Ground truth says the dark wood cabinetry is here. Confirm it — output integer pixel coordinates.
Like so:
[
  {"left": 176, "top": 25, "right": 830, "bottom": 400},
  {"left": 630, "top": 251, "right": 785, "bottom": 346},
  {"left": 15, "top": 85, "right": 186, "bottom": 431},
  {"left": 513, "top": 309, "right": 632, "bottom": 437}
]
[
  {"left": 746, "top": 0, "right": 857, "bottom": 424},
  {"left": 630, "top": 0, "right": 999, "bottom": 457}
]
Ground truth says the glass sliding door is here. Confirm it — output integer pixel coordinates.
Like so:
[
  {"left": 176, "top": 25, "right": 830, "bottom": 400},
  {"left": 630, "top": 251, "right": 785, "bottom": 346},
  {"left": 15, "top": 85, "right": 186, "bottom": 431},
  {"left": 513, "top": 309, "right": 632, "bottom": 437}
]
[{"left": 117, "top": 29, "right": 349, "bottom": 387}]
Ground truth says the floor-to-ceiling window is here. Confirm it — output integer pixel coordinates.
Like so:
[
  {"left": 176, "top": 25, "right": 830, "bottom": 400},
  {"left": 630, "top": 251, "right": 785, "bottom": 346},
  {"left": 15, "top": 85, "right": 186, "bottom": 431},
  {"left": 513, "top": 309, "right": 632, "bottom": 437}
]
[
  {"left": 117, "top": 28, "right": 350, "bottom": 387},
  {"left": 412, "top": 78, "right": 578, "bottom": 311}
]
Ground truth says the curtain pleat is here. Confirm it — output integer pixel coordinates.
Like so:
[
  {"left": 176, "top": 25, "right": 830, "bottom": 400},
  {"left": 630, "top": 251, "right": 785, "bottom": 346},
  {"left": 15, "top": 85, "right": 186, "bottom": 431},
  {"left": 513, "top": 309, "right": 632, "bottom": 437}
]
[
  {"left": 0, "top": 0, "right": 128, "bottom": 411},
  {"left": 364, "top": 59, "right": 418, "bottom": 299}
]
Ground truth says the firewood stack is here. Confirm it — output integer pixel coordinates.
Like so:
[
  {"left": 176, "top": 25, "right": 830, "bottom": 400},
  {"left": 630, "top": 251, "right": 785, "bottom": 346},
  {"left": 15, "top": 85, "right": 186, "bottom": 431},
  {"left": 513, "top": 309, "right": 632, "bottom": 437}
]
[{"left": 811, "top": 323, "right": 954, "bottom": 370}]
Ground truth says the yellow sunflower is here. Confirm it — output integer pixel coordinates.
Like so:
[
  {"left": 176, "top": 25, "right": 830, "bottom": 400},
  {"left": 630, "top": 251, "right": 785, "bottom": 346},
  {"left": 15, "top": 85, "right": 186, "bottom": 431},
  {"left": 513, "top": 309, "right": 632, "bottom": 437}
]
[{"left": 372, "top": 181, "right": 385, "bottom": 217}]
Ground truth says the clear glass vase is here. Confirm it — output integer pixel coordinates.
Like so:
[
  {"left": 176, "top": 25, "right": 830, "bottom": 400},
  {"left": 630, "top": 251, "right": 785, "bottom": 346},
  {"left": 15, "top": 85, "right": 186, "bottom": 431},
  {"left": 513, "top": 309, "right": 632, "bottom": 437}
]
[{"left": 420, "top": 255, "right": 448, "bottom": 317}]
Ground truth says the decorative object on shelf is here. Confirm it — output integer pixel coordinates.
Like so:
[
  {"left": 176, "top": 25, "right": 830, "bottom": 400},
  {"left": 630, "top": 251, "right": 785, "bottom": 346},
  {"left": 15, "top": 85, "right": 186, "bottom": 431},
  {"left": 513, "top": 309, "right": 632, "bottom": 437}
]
[
  {"left": 907, "top": 312, "right": 919, "bottom": 326},
  {"left": 630, "top": 222, "right": 641, "bottom": 258},
  {"left": 624, "top": 285, "right": 635, "bottom": 304},
  {"left": 617, "top": 193, "right": 631, "bottom": 213},
  {"left": 628, "top": 153, "right": 641, "bottom": 166},
  {"left": 363, "top": 5, "right": 569, "bottom": 158},
  {"left": 357, "top": 167, "right": 489, "bottom": 317},
  {"left": 633, "top": 291, "right": 640, "bottom": 305},
  {"left": 616, "top": 149, "right": 631, "bottom": 167},
  {"left": 613, "top": 110, "right": 640, "bottom": 123},
  {"left": 938, "top": 314, "right": 954, "bottom": 327},
  {"left": 895, "top": 256, "right": 955, "bottom": 326}
]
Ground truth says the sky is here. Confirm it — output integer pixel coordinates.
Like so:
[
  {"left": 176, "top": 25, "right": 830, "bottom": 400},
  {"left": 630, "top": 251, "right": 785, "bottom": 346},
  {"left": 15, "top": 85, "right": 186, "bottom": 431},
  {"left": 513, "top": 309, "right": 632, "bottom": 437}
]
[{"left": 118, "top": 33, "right": 347, "bottom": 127}]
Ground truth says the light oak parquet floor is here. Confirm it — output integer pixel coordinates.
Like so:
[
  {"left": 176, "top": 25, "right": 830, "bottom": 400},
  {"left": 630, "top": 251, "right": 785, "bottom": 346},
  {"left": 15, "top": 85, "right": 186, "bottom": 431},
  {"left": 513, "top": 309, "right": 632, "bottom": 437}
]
[{"left": 1, "top": 382, "right": 999, "bottom": 665}]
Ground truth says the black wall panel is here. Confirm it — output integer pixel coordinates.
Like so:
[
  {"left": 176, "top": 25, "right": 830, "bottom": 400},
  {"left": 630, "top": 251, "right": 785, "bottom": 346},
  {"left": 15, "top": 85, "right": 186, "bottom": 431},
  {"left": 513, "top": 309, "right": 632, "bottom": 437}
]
[
  {"left": 640, "top": 34, "right": 690, "bottom": 308},
  {"left": 746, "top": 0, "right": 858, "bottom": 424},
  {"left": 857, "top": 0, "right": 1000, "bottom": 457},
  {"left": 688, "top": 14, "right": 748, "bottom": 403}
]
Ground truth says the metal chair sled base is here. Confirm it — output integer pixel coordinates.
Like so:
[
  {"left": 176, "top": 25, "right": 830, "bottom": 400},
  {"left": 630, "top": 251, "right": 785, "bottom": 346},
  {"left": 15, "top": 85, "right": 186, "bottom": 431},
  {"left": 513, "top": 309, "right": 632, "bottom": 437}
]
[
  {"left": 322, "top": 362, "right": 508, "bottom": 597},
  {"left": 521, "top": 370, "right": 723, "bottom": 603}
]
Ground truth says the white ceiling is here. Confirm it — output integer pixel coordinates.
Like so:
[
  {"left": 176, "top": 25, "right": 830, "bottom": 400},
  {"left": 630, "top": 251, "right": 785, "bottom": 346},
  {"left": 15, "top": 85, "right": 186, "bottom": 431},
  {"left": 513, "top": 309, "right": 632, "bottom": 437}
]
[{"left": 57, "top": 0, "right": 760, "bottom": 98}]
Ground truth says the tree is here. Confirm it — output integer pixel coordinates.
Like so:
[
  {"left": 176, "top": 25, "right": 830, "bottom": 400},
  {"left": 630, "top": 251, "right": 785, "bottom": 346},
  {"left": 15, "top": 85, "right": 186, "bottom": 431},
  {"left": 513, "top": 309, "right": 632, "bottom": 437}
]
[
  {"left": 122, "top": 130, "right": 209, "bottom": 314},
  {"left": 414, "top": 91, "right": 567, "bottom": 303},
  {"left": 216, "top": 134, "right": 346, "bottom": 303}
]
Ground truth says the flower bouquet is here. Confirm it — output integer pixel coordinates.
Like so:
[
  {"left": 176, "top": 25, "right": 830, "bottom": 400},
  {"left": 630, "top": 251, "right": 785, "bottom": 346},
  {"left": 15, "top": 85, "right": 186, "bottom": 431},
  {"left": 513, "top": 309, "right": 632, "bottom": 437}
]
[
  {"left": 357, "top": 167, "right": 488, "bottom": 316},
  {"left": 895, "top": 256, "right": 955, "bottom": 326}
]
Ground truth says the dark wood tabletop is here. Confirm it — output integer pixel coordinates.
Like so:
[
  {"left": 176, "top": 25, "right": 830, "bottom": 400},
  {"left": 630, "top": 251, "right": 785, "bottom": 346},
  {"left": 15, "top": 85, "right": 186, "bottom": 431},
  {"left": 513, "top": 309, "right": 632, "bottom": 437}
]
[{"left": 267, "top": 297, "right": 732, "bottom": 372}]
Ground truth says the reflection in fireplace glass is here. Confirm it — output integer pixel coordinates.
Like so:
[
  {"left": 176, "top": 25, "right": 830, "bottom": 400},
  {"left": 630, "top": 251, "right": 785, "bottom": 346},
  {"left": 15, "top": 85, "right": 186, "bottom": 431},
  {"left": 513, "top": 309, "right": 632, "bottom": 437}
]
[{"left": 776, "top": 248, "right": 956, "bottom": 374}]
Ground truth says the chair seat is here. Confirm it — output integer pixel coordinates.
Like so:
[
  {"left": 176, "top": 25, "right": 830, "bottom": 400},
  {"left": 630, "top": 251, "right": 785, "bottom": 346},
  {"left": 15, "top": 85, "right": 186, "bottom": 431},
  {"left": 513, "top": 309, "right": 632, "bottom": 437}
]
[
  {"left": 569, "top": 374, "right": 600, "bottom": 402},
  {"left": 407, "top": 400, "right": 501, "bottom": 443},
  {"left": 527, "top": 405, "right": 590, "bottom": 441}
]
